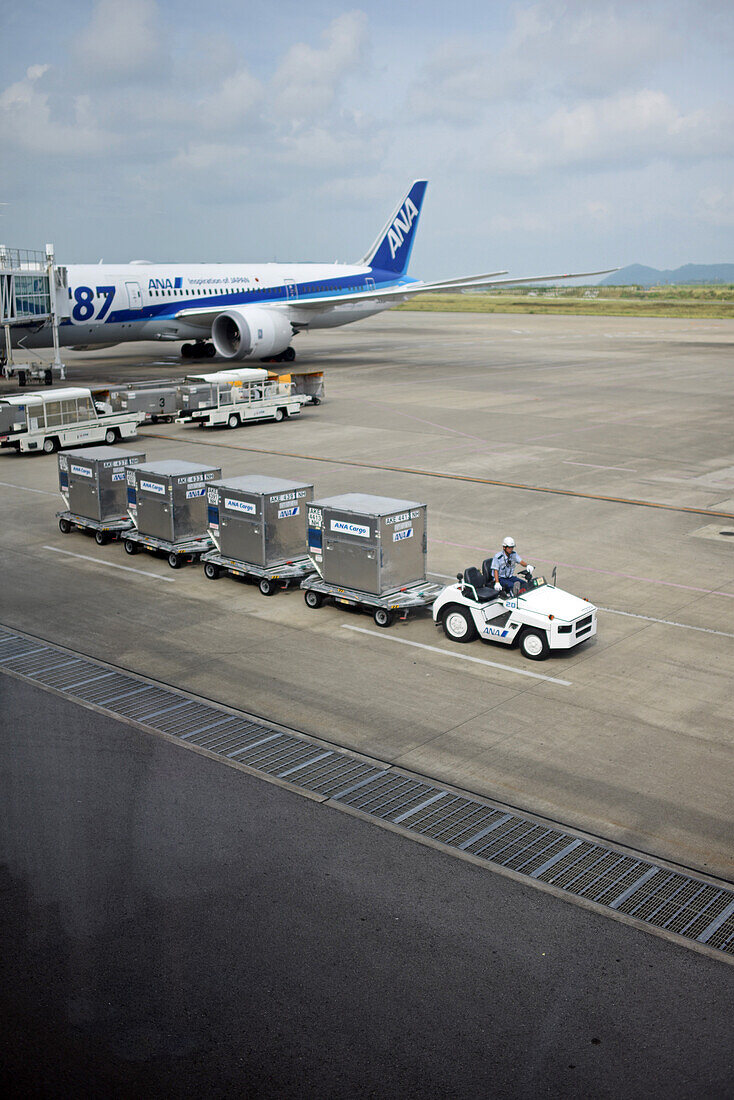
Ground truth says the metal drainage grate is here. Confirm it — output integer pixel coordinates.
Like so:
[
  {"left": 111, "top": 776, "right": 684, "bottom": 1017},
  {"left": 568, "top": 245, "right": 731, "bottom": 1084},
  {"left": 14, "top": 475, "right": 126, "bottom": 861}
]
[{"left": 1, "top": 624, "right": 732, "bottom": 960}]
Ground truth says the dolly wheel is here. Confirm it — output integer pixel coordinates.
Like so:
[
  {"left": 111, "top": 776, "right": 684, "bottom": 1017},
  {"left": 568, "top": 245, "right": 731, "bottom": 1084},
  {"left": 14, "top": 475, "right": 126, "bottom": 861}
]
[
  {"left": 58, "top": 517, "right": 72, "bottom": 534},
  {"left": 168, "top": 552, "right": 182, "bottom": 569},
  {"left": 259, "top": 577, "right": 275, "bottom": 596},
  {"left": 373, "top": 607, "right": 394, "bottom": 628},
  {"left": 204, "top": 561, "right": 220, "bottom": 580},
  {"left": 95, "top": 530, "right": 110, "bottom": 546},
  {"left": 304, "top": 589, "right": 323, "bottom": 609},
  {"left": 124, "top": 539, "right": 139, "bottom": 555}
]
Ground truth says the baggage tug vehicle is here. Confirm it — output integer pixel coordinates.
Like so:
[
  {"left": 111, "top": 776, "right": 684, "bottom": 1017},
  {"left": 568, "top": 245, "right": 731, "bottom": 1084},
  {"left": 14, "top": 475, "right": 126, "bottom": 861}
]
[{"left": 433, "top": 565, "right": 597, "bottom": 660}]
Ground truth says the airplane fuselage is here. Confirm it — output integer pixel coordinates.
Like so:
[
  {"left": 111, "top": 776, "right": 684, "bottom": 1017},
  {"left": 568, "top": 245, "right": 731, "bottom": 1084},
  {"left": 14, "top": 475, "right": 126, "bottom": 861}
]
[{"left": 10, "top": 261, "right": 414, "bottom": 353}]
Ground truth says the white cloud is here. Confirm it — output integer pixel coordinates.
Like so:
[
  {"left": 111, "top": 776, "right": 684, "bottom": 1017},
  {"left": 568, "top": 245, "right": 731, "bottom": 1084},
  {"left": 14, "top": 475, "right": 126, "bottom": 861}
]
[
  {"left": 198, "top": 69, "right": 263, "bottom": 130},
  {"left": 697, "top": 187, "right": 734, "bottom": 227},
  {"left": 75, "top": 0, "right": 161, "bottom": 79},
  {"left": 272, "top": 11, "right": 368, "bottom": 122},
  {"left": 0, "top": 65, "right": 113, "bottom": 155}
]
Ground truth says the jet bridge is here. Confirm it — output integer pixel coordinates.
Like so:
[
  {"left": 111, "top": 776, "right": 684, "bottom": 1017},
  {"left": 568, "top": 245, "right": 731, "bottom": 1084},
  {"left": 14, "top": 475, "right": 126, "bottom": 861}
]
[{"left": 0, "top": 244, "right": 67, "bottom": 382}]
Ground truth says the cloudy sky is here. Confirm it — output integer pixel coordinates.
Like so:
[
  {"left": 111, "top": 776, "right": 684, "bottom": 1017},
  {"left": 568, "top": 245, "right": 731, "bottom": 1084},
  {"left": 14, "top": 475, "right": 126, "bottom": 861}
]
[{"left": 1, "top": 0, "right": 732, "bottom": 278}]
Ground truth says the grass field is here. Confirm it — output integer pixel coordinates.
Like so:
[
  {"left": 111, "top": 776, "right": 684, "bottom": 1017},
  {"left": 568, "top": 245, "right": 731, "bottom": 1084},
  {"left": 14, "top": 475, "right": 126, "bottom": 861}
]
[{"left": 397, "top": 285, "right": 734, "bottom": 319}]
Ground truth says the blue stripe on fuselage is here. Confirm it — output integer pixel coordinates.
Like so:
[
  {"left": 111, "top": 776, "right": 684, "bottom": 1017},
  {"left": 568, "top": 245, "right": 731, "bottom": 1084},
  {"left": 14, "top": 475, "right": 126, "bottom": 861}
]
[{"left": 82, "top": 269, "right": 416, "bottom": 324}]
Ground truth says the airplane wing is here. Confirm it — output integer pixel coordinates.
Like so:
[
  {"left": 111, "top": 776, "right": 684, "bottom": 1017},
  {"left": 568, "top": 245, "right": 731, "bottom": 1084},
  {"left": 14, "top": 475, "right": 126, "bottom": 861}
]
[
  {"left": 174, "top": 267, "right": 618, "bottom": 324},
  {"left": 287, "top": 268, "right": 619, "bottom": 310}
]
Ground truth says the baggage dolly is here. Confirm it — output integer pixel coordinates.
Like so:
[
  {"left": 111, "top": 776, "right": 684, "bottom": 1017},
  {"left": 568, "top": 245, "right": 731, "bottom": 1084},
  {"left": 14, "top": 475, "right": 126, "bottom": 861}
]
[
  {"left": 121, "top": 529, "right": 214, "bottom": 569},
  {"left": 200, "top": 551, "right": 317, "bottom": 595},
  {"left": 56, "top": 510, "right": 133, "bottom": 546},
  {"left": 300, "top": 575, "right": 444, "bottom": 628}
]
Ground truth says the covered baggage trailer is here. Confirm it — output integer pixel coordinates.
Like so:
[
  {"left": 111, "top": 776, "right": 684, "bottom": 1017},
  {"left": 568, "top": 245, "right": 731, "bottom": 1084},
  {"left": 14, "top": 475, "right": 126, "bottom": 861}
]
[
  {"left": 0, "top": 388, "right": 140, "bottom": 454},
  {"left": 108, "top": 384, "right": 178, "bottom": 423},
  {"left": 56, "top": 445, "right": 146, "bottom": 543},
  {"left": 125, "top": 459, "right": 221, "bottom": 567},
  {"left": 202, "top": 474, "right": 315, "bottom": 594}
]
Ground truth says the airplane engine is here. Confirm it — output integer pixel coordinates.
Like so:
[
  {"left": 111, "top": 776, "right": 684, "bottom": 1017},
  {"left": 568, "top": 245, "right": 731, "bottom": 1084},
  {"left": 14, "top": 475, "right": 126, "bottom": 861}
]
[{"left": 211, "top": 308, "right": 293, "bottom": 361}]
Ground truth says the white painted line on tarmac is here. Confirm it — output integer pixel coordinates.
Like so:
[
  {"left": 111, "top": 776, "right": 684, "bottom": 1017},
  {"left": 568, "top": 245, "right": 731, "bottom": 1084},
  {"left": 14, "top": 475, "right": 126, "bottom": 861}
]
[
  {"left": 341, "top": 625, "right": 572, "bottom": 685},
  {"left": 563, "top": 462, "right": 638, "bottom": 472},
  {"left": 598, "top": 606, "right": 734, "bottom": 639},
  {"left": 43, "top": 545, "right": 177, "bottom": 582},
  {"left": 0, "top": 480, "right": 56, "bottom": 496}
]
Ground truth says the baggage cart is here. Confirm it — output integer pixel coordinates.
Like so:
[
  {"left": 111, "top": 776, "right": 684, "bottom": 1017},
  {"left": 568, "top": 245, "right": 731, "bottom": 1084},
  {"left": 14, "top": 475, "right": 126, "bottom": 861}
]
[
  {"left": 201, "top": 550, "right": 316, "bottom": 595},
  {"left": 108, "top": 384, "right": 178, "bottom": 423},
  {"left": 300, "top": 575, "right": 443, "bottom": 628}
]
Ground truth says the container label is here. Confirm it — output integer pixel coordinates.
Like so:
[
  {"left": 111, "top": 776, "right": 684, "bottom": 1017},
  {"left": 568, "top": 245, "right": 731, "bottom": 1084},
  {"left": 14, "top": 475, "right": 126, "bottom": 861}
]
[
  {"left": 224, "top": 497, "right": 256, "bottom": 514},
  {"left": 126, "top": 469, "right": 136, "bottom": 485},
  {"left": 385, "top": 510, "right": 421, "bottom": 524},
  {"left": 308, "top": 507, "right": 322, "bottom": 527},
  {"left": 70, "top": 463, "right": 92, "bottom": 478},
  {"left": 331, "top": 520, "right": 370, "bottom": 538},
  {"left": 207, "top": 487, "right": 219, "bottom": 505},
  {"left": 393, "top": 527, "right": 413, "bottom": 542},
  {"left": 186, "top": 487, "right": 206, "bottom": 498},
  {"left": 140, "top": 479, "right": 165, "bottom": 495},
  {"left": 278, "top": 506, "right": 299, "bottom": 519},
  {"left": 111, "top": 472, "right": 125, "bottom": 482},
  {"left": 59, "top": 456, "right": 68, "bottom": 470}
]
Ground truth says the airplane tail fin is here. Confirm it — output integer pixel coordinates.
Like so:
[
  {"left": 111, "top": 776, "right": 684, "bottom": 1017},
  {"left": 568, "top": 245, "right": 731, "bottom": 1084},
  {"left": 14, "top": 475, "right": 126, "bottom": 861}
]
[{"left": 359, "top": 180, "right": 428, "bottom": 277}]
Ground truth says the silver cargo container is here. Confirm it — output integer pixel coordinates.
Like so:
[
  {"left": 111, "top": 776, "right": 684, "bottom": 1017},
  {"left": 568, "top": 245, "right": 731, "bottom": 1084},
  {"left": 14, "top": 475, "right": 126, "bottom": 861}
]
[
  {"left": 208, "top": 475, "right": 313, "bottom": 566},
  {"left": 307, "top": 493, "right": 427, "bottom": 595},
  {"left": 128, "top": 460, "right": 222, "bottom": 543},
  {"left": 176, "top": 382, "right": 220, "bottom": 412},
  {"left": 109, "top": 385, "right": 178, "bottom": 422},
  {"left": 58, "top": 446, "right": 146, "bottom": 522}
]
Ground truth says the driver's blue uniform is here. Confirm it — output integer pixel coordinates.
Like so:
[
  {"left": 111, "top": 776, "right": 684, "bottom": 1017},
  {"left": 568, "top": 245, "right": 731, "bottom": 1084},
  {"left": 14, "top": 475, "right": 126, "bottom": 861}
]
[{"left": 491, "top": 550, "right": 526, "bottom": 594}]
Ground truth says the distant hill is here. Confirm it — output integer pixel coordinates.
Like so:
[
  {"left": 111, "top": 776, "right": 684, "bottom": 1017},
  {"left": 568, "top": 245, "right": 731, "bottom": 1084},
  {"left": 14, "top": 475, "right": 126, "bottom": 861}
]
[{"left": 600, "top": 263, "right": 734, "bottom": 286}]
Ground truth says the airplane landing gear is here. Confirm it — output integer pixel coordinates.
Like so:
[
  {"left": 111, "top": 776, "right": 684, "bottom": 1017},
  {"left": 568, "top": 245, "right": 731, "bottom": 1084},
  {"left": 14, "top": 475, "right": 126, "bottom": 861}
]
[
  {"left": 261, "top": 347, "right": 296, "bottom": 364},
  {"left": 181, "top": 342, "right": 215, "bottom": 360}
]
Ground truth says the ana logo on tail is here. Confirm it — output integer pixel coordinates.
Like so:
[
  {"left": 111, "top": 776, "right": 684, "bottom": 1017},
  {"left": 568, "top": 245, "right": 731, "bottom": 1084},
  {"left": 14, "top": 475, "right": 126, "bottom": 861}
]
[{"left": 387, "top": 198, "right": 420, "bottom": 259}]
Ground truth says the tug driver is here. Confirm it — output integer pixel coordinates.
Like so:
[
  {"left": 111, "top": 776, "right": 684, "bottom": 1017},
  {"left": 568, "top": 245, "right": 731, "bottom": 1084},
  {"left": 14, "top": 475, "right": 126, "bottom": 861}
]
[{"left": 491, "top": 537, "right": 533, "bottom": 597}]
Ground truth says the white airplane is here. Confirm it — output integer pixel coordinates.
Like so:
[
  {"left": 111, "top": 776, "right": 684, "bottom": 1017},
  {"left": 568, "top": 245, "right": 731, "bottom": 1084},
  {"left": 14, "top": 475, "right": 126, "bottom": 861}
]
[{"left": 5, "top": 181, "right": 613, "bottom": 363}]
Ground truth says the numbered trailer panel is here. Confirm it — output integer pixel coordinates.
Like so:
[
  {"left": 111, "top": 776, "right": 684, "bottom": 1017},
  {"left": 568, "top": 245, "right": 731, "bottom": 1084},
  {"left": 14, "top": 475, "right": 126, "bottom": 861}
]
[
  {"left": 58, "top": 446, "right": 146, "bottom": 522},
  {"left": 208, "top": 474, "right": 314, "bottom": 566},
  {"left": 127, "top": 460, "right": 221, "bottom": 543},
  {"left": 109, "top": 385, "right": 178, "bottom": 422},
  {"left": 307, "top": 493, "right": 428, "bottom": 596}
]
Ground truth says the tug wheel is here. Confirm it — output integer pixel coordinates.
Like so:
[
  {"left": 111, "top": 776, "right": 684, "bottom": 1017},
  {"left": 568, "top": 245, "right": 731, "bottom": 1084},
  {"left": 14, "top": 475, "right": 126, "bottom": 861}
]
[
  {"left": 441, "top": 606, "right": 477, "bottom": 643},
  {"left": 519, "top": 628, "right": 550, "bottom": 661}
]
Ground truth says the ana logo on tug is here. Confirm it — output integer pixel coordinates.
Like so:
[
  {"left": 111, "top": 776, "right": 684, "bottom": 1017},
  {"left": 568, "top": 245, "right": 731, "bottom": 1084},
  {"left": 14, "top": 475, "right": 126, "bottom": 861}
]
[{"left": 387, "top": 198, "right": 419, "bottom": 259}]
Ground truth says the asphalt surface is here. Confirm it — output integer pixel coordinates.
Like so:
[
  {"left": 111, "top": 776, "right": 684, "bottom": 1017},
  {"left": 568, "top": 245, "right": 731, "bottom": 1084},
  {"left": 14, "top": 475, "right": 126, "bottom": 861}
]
[
  {"left": 1, "top": 674, "right": 733, "bottom": 1099},
  {"left": 1, "top": 312, "right": 733, "bottom": 880}
]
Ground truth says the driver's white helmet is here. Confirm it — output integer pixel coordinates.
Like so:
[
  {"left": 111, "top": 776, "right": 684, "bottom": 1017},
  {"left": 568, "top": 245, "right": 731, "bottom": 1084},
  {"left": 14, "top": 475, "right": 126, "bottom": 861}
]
[{"left": 502, "top": 536, "right": 515, "bottom": 548}]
